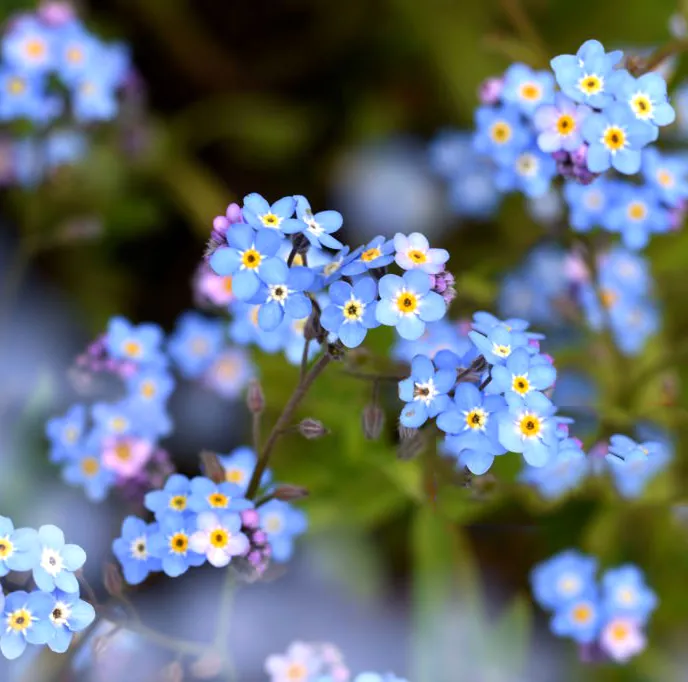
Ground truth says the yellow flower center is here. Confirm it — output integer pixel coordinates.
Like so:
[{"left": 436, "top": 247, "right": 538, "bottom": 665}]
[
  {"left": 210, "top": 528, "right": 229, "bottom": 548},
  {"left": 627, "top": 201, "right": 647, "bottom": 221},
  {"left": 0, "top": 538, "right": 14, "bottom": 559},
  {"left": 80, "top": 81, "right": 95, "bottom": 95},
  {"left": 602, "top": 126, "right": 626, "bottom": 152},
  {"left": 241, "top": 248, "right": 262, "bottom": 270},
  {"left": 260, "top": 213, "right": 281, "bottom": 228},
  {"left": 8, "top": 609, "right": 31, "bottom": 632},
  {"left": 395, "top": 291, "right": 418, "bottom": 314},
  {"left": 216, "top": 357, "right": 239, "bottom": 381},
  {"left": 407, "top": 249, "right": 427, "bottom": 264},
  {"left": 323, "top": 260, "right": 341, "bottom": 276},
  {"left": 66, "top": 46, "right": 84, "bottom": 63},
  {"left": 489, "top": 121, "right": 512, "bottom": 144},
  {"left": 657, "top": 169, "right": 674, "bottom": 187},
  {"left": 512, "top": 375, "right": 530, "bottom": 395},
  {"left": 169, "top": 533, "right": 189, "bottom": 554},
  {"left": 25, "top": 39, "right": 46, "bottom": 59},
  {"left": 225, "top": 468, "right": 245, "bottom": 484},
  {"left": 600, "top": 288, "right": 618, "bottom": 308},
  {"left": 264, "top": 514, "right": 284, "bottom": 533},
  {"left": 250, "top": 306, "right": 260, "bottom": 326},
  {"left": 6, "top": 76, "right": 26, "bottom": 96},
  {"left": 140, "top": 381, "right": 157, "bottom": 399},
  {"left": 361, "top": 247, "right": 382, "bottom": 262},
  {"left": 286, "top": 663, "right": 308, "bottom": 681},
  {"left": 519, "top": 82, "right": 541, "bottom": 101},
  {"left": 618, "top": 588, "right": 636, "bottom": 604},
  {"left": 209, "top": 493, "right": 229, "bottom": 508},
  {"left": 123, "top": 340, "right": 143, "bottom": 359},
  {"left": 516, "top": 153, "right": 538, "bottom": 177},
  {"left": 80, "top": 457, "right": 100, "bottom": 477},
  {"left": 465, "top": 408, "right": 487, "bottom": 430},
  {"left": 630, "top": 93, "right": 653, "bottom": 120},
  {"left": 519, "top": 413, "right": 541, "bottom": 437},
  {"left": 578, "top": 74, "right": 603, "bottom": 95},
  {"left": 222, "top": 276, "right": 233, "bottom": 293},
  {"left": 343, "top": 298, "right": 364, "bottom": 321},
  {"left": 556, "top": 114, "right": 576, "bottom": 136},
  {"left": 64, "top": 426, "right": 79, "bottom": 443},
  {"left": 110, "top": 417, "right": 128, "bottom": 433},
  {"left": 572, "top": 603, "right": 593, "bottom": 624},
  {"left": 610, "top": 621, "right": 630, "bottom": 641},
  {"left": 114, "top": 443, "right": 132, "bottom": 461},
  {"left": 169, "top": 495, "right": 187, "bottom": 511}
]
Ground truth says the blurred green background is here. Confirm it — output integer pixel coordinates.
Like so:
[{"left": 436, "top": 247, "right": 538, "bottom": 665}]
[{"left": 3, "top": 0, "right": 688, "bottom": 681}]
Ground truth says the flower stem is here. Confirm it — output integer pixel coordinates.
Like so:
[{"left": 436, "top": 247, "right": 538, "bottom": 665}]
[
  {"left": 635, "top": 38, "right": 688, "bottom": 75},
  {"left": 245, "top": 351, "right": 332, "bottom": 499}
]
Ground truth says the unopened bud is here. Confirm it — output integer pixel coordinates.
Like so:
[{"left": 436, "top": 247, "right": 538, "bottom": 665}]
[
  {"left": 103, "top": 562, "right": 124, "bottom": 598},
  {"left": 362, "top": 403, "right": 385, "bottom": 440},
  {"left": 273, "top": 484, "right": 309, "bottom": 502},
  {"left": 298, "top": 418, "right": 328, "bottom": 440},
  {"left": 199, "top": 450, "right": 226, "bottom": 484},
  {"left": 247, "top": 379, "right": 265, "bottom": 414},
  {"left": 304, "top": 300, "right": 327, "bottom": 343},
  {"left": 397, "top": 426, "right": 423, "bottom": 461},
  {"left": 159, "top": 661, "right": 184, "bottom": 682}
]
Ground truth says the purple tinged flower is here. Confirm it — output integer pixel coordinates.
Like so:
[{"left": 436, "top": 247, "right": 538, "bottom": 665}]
[
  {"left": 393, "top": 232, "right": 449, "bottom": 274},
  {"left": 479, "top": 76, "right": 504, "bottom": 105},
  {"left": 101, "top": 435, "right": 153, "bottom": 479},
  {"left": 321, "top": 277, "right": 380, "bottom": 348},
  {"left": 534, "top": 94, "right": 591, "bottom": 153},
  {"left": 202, "top": 347, "right": 254, "bottom": 399},
  {"left": 430, "top": 269, "right": 456, "bottom": 304},
  {"left": 189, "top": 511, "right": 249, "bottom": 568},
  {"left": 599, "top": 617, "right": 646, "bottom": 662}
]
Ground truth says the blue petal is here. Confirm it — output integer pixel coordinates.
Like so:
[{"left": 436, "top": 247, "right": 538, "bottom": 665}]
[
  {"left": 400, "top": 401, "right": 428, "bottom": 427},
  {"left": 353, "top": 277, "right": 378, "bottom": 304},
  {"left": 284, "top": 293, "right": 312, "bottom": 319},
  {"left": 397, "top": 315, "right": 425, "bottom": 340},
  {"left": 460, "top": 448, "right": 495, "bottom": 475},
  {"left": 254, "top": 228, "right": 283, "bottom": 256},
  {"left": 226, "top": 224, "right": 254, "bottom": 251},
  {"left": 378, "top": 274, "right": 404, "bottom": 300},
  {"left": 232, "top": 269, "right": 260, "bottom": 300},
  {"left": 418, "top": 292, "right": 446, "bottom": 322},
  {"left": 376, "top": 300, "right": 401, "bottom": 326},
  {"left": 320, "top": 304, "right": 343, "bottom": 333},
  {"left": 411, "top": 355, "right": 434, "bottom": 381},
  {"left": 339, "top": 322, "right": 366, "bottom": 348},
  {"left": 209, "top": 247, "right": 241, "bottom": 276}
]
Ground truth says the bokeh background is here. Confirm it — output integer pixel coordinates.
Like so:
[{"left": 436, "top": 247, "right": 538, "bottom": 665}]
[{"left": 2, "top": 0, "right": 688, "bottom": 680}]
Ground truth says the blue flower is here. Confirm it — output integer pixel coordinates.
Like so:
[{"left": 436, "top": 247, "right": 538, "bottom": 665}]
[
  {"left": 144, "top": 474, "right": 192, "bottom": 520},
  {"left": 609, "top": 70, "right": 675, "bottom": 128},
  {"left": 376, "top": 270, "right": 446, "bottom": 340},
  {"left": 280, "top": 195, "right": 343, "bottom": 249},
  {"left": 498, "top": 392, "right": 559, "bottom": 466},
  {"left": 601, "top": 565, "right": 657, "bottom": 623},
  {"left": 229, "top": 301, "right": 286, "bottom": 353},
  {"left": 241, "top": 193, "right": 296, "bottom": 231},
  {"left": 501, "top": 63, "right": 554, "bottom": 115},
  {"left": 0, "top": 68, "right": 57, "bottom": 123},
  {"left": 209, "top": 225, "right": 286, "bottom": 300},
  {"left": 32, "top": 526, "right": 86, "bottom": 594},
  {"left": 259, "top": 500, "right": 308, "bottom": 563},
  {"left": 534, "top": 93, "right": 591, "bottom": 153},
  {"left": 341, "top": 236, "right": 394, "bottom": 276},
  {"left": 608, "top": 298, "right": 659, "bottom": 356},
  {"left": 468, "top": 325, "right": 529, "bottom": 365},
  {"left": 321, "top": 277, "right": 379, "bottom": 348},
  {"left": 105, "top": 317, "right": 165, "bottom": 366},
  {"left": 219, "top": 446, "right": 268, "bottom": 494},
  {"left": 551, "top": 592, "right": 602, "bottom": 644},
  {"left": 520, "top": 437, "right": 589, "bottom": 499},
  {"left": 495, "top": 145, "right": 557, "bottom": 197},
  {"left": 147, "top": 514, "right": 206, "bottom": 578},
  {"left": 488, "top": 348, "right": 556, "bottom": 401},
  {"left": 0, "top": 590, "right": 54, "bottom": 660},
  {"left": 438, "top": 384, "right": 507, "bottom": 474},
  {"left": 316, "top": 245, "right": 364, "bottom": 288},
  {"left": 0, "top": 517, "right": 39, "bottom": 576},
  {"left": 91, "top": 400, "right": 135, "bottom": 437},
  {"left": 46, "top": 404, "right": 86, "bottom": 462},
  {"left": 564, "top": 178, "right": 614, "bottom": 232},
  {"left": 473, "top": 104, "right": 529, "bottom": 165},
  {"left": 551, "top": 39, "right": 623, "bottom": 109},
  {"left": 641, "top": 147, "right": 688, "bottom": 207},
  {"left": 125, "top": 367, "right": 175, "bottom": 408},
  {"left": 606, "top": 435, "right": 671, "bottom": 497},
  {"left": 531, "top": 549, "right": 598, "bottom": 610},
  {"left": 254, "top": 265, "right": 314, "bottom": 332},
  {"left": 471, "top": 311, "right": 543, "bottom": 341},
  {"left": 604, "top": 183, "right": 670, "bottom": 250},
  {"left": 203, "top": 347, "right": 254, "bottom": 399},
  {"left": 581, "top": 103, "right": 656, "bottom": 175},
  {"left": 168, "top": 312, "right": 223, "bottom": 379},
  {"left": 61, "top": 437, "right": 116, "bottom": 503},
  {"left": 398, "top": 355, "right": 454, "bottom": 428},
  {"left": 187, "top": 477, "right": 253, "bottom": 514},
  {"left": 2, "top": 17, "right": 54, "bottom": 74},
  {"left": 53, "top": 22, "right": 102, "bottom": 85},
  {"left": 112, "top": 516, "right": 162, "bottom": 585},
  {"left": 45, "top": 589, "right": 96, "bottom": 654}
]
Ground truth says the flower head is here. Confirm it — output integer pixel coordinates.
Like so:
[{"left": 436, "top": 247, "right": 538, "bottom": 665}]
[
  {"left": 501, "top": 63, "right": 555, "bottom": 115},
  {"left": 280, "top": 195, "right": 343, "bottom": 249},
  {"left": 393, "top": 232, "right": 449, "bottom": 274},
  {"left": 321, "top": 277, "right": 380, "bottom": 348},
  {"left": 534, "top": 93, "right": 591, "bottom": 153},
  {"left": 259, "top": 500, "right": 308, "bottom": 563},
  {"left": 32, "top": 525, "right": 86, "bottom": 593},
  {"left": 241, "top": 193, "right": 296, "bottom": 231},
  {"left": 112, "top": 516, "right": 162, "bottom": 585},
  {"left": 189, "top": 511, "right": 249, "bottom": 568},
  {"left": 398, "top": 354, "right": 454, "bottom": 428}
]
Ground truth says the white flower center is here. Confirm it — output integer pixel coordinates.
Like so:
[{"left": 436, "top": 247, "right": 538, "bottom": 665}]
[
  {"left": 413, "top": 379, "right": 438, "bottom": 406},
  {"left": 268, "top": 284, "right": 290, "bottom": 305},
  {"left": 40, "top": 548, "right": 64, "bottom": 577},
  {"left": 130, "top": 536, "right": 148, "bottom": 560},
  {"left": 50, "top": 601, "right": 72, "bottom": 626}
]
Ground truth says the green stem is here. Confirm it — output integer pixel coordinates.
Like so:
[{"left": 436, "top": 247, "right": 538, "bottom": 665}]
[{"left": 635, "top": 38, "right": 688, "bottom": 75}]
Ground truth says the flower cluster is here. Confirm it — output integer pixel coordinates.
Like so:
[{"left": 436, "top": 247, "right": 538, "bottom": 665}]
[
  {"left": 206, "top": 194, "right": 452, "bottom": 360},
  {"left": 531, "top": 550, "right": 657, "bottom": 663},
  {"left": 265, "top": 641, "right": 407, "bottom": 682},
  {"left": 0, "top": 517, "right": 94, "bottom": 659},
  {"left": 112, "top": 448, "right": 307, "bottom": 583}
]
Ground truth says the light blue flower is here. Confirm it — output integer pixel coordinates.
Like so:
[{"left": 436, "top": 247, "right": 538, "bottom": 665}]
[
  {"left": 601, "top": 565, "right": 657, "bottom": 624},
  {"left": 551, "top": 592, "right": 602, "bottom": 643},
  {"left": 495, "top": 144, "right": 557, "bottom": 197},
  {"left": 501, "top": 63, "right": 554, "bottom": 115},
  {"left": 254, "top": 265, "right": 314, "bottom": 332},
  {"left": 609, "top": 70, "right": 675, "bottom": 128},
  {"left": 147, "top": 514, "right": 206, "bottom": 578},
  {"left": 228, "top": 301, "right": 286, "bottom": 353},
  {"left": 341, "top": 236, "right": 394, "bottom": 276},
  {"left": 0, "top": 517, "right": 39, "bottom": 576},
  {"left": 606, "top": 435, "right": 670, "bottom": 497},
  {"left": 641, "top": 147, "right": 688, "bottom": 207},
  {"left": 321, "top": 277, "right": 380, "bottom": 348},
  {"left": 61, "top": 436, "right": 116, "bottom": 503},
  {"left": 473, "top": 104, "right": 529, "bottom": 165},
  {"left": 187, "top": 477, "right": 253, "bottom": 514},
  {"left": 468, "top": 325, "right": 529, "bottom": 366},
  {"left": 534, "top": 93, "right": 591, "bottom": 153},
  {"left": 487, "top": 348, "right": 556, "bottom": 401},
  {"left": 168, "top": 312, "right": 224, "bottom": 379},
  {"left": 280, "top": 195, "right": 343, "bottom": 249},
  {"left": 45, "top": 589, "right": 96, "bottom": 654},
  {"left": 112, "top": 516, "right": 162, "bottom": 585},
  {"left": 1, "top": 590, "right": 54, "bottom": 660},
  {"left": 91, "top": 400, "right": 135, "bottom": 437},
  {"left": 520, "top": 438, "right": 589, "bottom": 499},
  {"left": 144, "top": 474, "right": 192, "bottom": 520},
  {"left": 0, "top": 68, "right": 58, "bottom": 123},
  {"left": 581, "top": 103, "right": 656, "bottom": 175},
  {"left": 241, "top": 193, "right": 296, "bottom": 231},
  {"left": 209, "top": 225, "right": 286, "bottom": 300},
  {"left": 219, "top": 446, "right": 268, "bottom": 494},
  {"left": 46, "top": 404, "right": 86, "bottom": 463},
  {"left": 376, "top": 270, "right": 446, "bottom": 340},
  {"left": 392, "top": 318, "right": 475, "bottom": 365},
  {"left": 125, "top": 368, "right": 175, "bottom": 408},
  {"left": 105, "top": 316, "right": 165, "bottom": 366},
  {"left": 354, "top": 675, "right": 408, "bottom": 682},
  {"left": 2, "top": 17, "right": 54, "bottom": 74},
  {"left": 551, "top": 39, "right": 623, "bottom": 109},
  {"left": 398, "top": 354, "right": 454, "bottom": 428},
  {"left": 531, "top": 549, "right": 598, "bottom": 610},
  {"left": 202, "top": 347, "right": 254, "bottom": 400},
  {"left": 259, "top": 500, "right": 308, "bottom": 563},
  {"left": 563, "top": 178, "right": 614, "bottom": 232},
  {"left": 32, "top": 526, "right": 86, "bottom": 594}
]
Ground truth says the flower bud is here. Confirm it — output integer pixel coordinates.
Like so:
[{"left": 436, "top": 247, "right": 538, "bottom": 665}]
[
  {"left": 199, "top": 450, "right": 226, "bottom": 484},
  {"left": 397, "top": 426, "right": 423, "bottom": 460},
  {"left": 298, "top": 418, "right": 328, "bottom": 440},
  {"left": 103, "top": 562, "right": 124, "bottom": 598},
  {"left": 247, "top": 379, "right": 265, "bottom": 414},
  {"left": 273, "top": 484, "right": 309, "bottom": 501},
  {"left": 362, "top": 403, "right": 385, "bottom": 440},
  {"left": 304, "top": 300, "right": 327, "bottom": 343}
]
